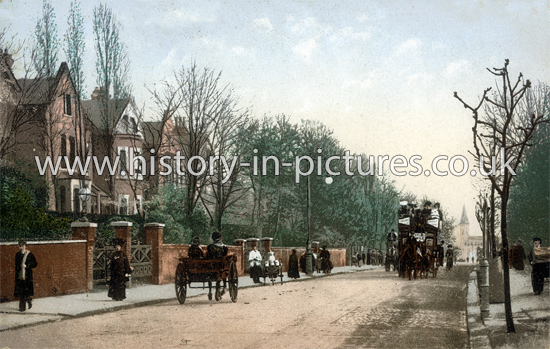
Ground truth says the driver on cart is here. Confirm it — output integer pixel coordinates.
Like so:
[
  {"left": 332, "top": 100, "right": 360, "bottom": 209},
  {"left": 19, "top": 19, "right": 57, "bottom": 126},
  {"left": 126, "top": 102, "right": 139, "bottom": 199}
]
[
  {"left": 206, "top": 231, "right": 228, "bottom": 259},
  {"left": 188, "top": 236, "right": 204, "bottom": 259}
]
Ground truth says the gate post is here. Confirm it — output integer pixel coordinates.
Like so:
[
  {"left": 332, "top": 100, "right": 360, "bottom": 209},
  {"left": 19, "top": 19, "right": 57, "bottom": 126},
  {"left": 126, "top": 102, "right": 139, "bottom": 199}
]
[
  {"left": 235, "top": 239, "right": 246, "bottom": 275},
  {"left": 145, "top": 223, "right": 164, "bottom": 285},
  {"left": 110, "top": 221, "right": 132, "bottom": 259},
  {"left": 71, "top": 220, "right": 97, "bottom": 292}
]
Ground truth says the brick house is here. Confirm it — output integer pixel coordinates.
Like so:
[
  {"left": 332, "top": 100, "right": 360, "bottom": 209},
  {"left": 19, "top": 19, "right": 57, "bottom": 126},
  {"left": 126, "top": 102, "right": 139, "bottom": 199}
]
[
  {"left": 1, "top": 56, "right": 92, "bottom": 213},
  {"left": 82, "top": 89, "right": 144, "bottom": 215}
]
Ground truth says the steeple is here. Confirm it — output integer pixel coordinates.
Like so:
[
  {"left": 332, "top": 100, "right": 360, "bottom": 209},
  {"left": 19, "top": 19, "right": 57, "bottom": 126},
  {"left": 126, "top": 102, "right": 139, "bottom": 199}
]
[{"left": 460, "top": 204, "right": 469, "bottom": 225}]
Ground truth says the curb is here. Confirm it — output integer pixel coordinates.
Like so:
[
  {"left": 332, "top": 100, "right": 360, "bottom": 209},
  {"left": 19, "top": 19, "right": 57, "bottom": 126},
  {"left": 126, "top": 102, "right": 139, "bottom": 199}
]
[{"left": 466, "top": 271, "right": 492, "bottom": 349}]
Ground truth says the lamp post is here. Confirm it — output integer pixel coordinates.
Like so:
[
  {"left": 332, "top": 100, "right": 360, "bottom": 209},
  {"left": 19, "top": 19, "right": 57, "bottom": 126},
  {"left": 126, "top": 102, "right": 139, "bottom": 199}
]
[
  {"left": 78, "top": 187, "right": 91, "bottom": 217},
  {"left": 305, "top": 175, "right": 332, "bottom": 275}
]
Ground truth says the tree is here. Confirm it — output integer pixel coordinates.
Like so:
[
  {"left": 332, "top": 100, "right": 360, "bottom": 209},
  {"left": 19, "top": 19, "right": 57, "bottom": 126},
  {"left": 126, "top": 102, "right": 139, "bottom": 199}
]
[
  {"left": 508, "top": 84, "right": 549, "bottom": 243},
  {"left": 33, "top": 0, "right": 60, "bottom": 79},
  {"left": 92, "top": 3, "right": 132, "bottom": 204},
  {"left": 454, "top": 60, "right": 549, "bottom": 333}
]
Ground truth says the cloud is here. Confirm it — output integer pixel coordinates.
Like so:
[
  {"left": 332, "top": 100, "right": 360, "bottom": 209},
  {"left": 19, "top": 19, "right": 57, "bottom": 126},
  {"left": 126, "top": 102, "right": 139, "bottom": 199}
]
[
  {"left": 290, "top": 17, "right": 331, "bottom": 36},
  {"left": 232, "top": 46, "right": 248, "bottom": 56},
  {"left": 145, "top": 8, "right": 215, "bottom": 27},
  {"left": 293, "top": 38, "right": 318, "bottom": 62},
  {"left": 406, "top": 73, "right": 433, "bottom": 86},
  {"left": 395, "top": 38, "right": 423, "bottom": 56},
  {"left": 446, "top": 59, "right": 469, "bottom": 76},
  {"left": 329, "top": 27, "right": 371, "bottom": 42},
  {"left": 252, "top": 17, "right": 273, "bottom": 32}
]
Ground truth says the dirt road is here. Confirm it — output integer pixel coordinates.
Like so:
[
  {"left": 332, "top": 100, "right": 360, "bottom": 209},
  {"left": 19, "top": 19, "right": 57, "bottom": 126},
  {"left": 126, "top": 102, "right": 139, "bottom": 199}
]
[{"left": 0, "top": 266, "right": 471, "bottom": 349}]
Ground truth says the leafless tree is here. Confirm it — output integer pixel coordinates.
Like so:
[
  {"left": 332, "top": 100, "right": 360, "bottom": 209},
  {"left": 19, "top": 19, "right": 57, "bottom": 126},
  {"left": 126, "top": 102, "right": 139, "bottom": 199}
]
[{"left": 454, "top": 59, "right": 549, "bottom": 333}]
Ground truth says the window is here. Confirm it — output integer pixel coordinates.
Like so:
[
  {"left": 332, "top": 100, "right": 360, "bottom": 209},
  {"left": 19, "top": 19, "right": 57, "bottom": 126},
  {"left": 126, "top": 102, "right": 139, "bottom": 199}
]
[
  {"left": 69, "top": 136, "right": 76, "bottom": 165},
  {"left": 119, "top": 147, "right": 128, "bottom": 176},
  {"left": 134, "top": 195, "right": 142, "bottom": 215},
  {"left": 64, "top": 94, "right": 72, "bottom": 116},
  {"left": 121, "top": 115, "right": 129, "bottom": 133},
  {"left": 131, "top": 118, "right": 138, "bottom": 134},
  {"left": 59, "top": 186, "right": 66, "bottom": 212},
  {"left": 73, "top": 188, "right": 80, "bottom": 213},
  {"left": 60, "top": 135, "right": 67, "bottom": 168},
  {"left": 118, "top": 195, "right": 129, "bottom": 215}
]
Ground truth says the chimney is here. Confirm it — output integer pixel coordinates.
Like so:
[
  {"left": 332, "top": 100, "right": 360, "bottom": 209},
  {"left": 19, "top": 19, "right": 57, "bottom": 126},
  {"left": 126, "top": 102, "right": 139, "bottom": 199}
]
[
  {"left": 0, "top": 49, "right": 14, "bottom": 69},
  {"left": 91, "top": 87, "right": 102, "bottom": 100}
]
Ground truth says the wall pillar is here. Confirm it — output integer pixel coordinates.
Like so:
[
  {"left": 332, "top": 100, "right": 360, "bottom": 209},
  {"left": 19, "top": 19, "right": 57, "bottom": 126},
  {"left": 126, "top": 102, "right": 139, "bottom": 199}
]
[
  {"left": 260, "top": 237, "right": 273, "bottom": 261},
  {"left": 71, "top": 221, "right": 97, "bottom": 292},
  {"left": 312, "top": 241, "right": 320, "bottom": 254},
  {"left": 145, "top": 223, "right": 164, "bottom": 285},
  {"left": 110, "top": 221, "right": 132, "bottom": 260},
  {"left": 235, "top": 239, "right": 246, "bottom": 273}
]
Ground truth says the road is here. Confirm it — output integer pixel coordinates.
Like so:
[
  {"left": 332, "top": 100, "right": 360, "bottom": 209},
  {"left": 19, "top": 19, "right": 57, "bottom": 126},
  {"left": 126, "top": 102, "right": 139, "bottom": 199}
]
[{"left": 0, "top": 266, "right": 472, "bottom": 349}]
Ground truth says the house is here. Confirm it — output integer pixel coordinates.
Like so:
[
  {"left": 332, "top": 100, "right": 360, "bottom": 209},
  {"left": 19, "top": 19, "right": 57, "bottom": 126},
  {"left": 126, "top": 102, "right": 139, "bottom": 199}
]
[
  {"left": 82, "top": 88, "right": 144, "bottom": 215},
  {"left": 2, "top": 58, "right": 92, "bottom": 213}
]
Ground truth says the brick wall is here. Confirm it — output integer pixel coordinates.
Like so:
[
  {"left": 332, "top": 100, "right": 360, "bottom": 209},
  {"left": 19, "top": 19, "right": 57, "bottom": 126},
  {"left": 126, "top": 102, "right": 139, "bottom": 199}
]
[{"left": 1, "top": 241, "right": 88, "bottom": 302}]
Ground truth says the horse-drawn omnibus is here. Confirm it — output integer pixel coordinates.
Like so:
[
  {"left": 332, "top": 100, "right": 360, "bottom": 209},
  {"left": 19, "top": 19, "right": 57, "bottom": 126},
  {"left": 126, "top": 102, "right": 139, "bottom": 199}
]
[{"left": 397, "top": 201, "right": 441, "bottom": 279}]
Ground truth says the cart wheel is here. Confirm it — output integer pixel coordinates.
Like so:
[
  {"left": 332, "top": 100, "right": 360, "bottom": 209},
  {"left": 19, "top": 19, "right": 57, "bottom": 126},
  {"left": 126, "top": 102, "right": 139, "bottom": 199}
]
[
  {"left": 228, "top": 260, "right": 238, "bottom": 303},
  {"left": 175, "top": 263, "right": 187, "bottom": 304}
]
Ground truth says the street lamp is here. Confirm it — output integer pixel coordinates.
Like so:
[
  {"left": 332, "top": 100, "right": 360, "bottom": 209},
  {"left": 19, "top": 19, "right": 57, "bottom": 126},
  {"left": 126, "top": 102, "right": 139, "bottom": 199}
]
[{"left": 78, "top": 187, "right": 91, "bottom": 214}]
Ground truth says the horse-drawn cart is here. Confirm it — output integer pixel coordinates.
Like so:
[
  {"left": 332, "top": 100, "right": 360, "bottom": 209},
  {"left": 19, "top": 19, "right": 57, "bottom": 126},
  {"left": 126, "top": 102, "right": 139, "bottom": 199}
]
[
  {"left": 262, "top": 264, "right": 283, "bottom": 285},
  {"left": 175, "top": 254, "right": 238, "bottom": 304}
]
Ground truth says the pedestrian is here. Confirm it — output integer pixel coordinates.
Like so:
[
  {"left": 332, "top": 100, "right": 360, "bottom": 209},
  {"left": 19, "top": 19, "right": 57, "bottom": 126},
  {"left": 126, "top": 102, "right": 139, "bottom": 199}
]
[
  {"left": 357, "top": 252, "right": 362, "bottom": 266},
  {"left": 528, "top": 237, "right": 550, "bottom": 295},
  {"left": 362, "top": 251, "right": 366, "bottom": 265},
  {"left": 287, "top": 249, "right": 300, "bottom": 279},
  {"left": 188, "top": 236, "right": 204, "bottom": 259},
  {"left": 509, "top": 239, "right": 525, "bottom": 271},
  {"left": 367, "top": 249, "right": 371, "bottom": 265},
  {"left": 320, "top": 246, "right": 333, "bottom": 273},
  {"left": 249, "top": 244, "right": 263, "bottom": 283},
  {"left": 206, "top": 231, "right": 228, "bottom": 259},
  {"left": 445, "top": 245, "right": 454, "bottom": 271},
  {"left": 14, "top": 240, "right": 37, "bottom": 312},
  {"left": 109, "top": 239, "right": 133, "bottom": 301}
]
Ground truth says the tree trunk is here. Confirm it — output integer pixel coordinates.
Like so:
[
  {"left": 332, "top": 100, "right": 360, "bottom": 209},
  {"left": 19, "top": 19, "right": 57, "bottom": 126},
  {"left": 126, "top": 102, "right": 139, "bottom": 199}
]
[{"left": 500, "top": 198, "right": 515, "bottom": 333}]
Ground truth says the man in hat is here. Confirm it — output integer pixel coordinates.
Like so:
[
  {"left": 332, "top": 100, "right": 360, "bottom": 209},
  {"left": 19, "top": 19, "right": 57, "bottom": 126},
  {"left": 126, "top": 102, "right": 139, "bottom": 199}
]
[
  {"left": 320, "top": 246, "right": 333, "bottom": 273},
  {"left": 421, "top": 201, "right": 432, "bottom": 216},
  {"left": 249, "top": 244, "right": 263, "bottom": 283},
  {"left": 445, "top": 244, "right": 454, "bottom": 271},
  {"left": 528, "top": 237, "right": 550, "bottom": 295},
  {"left": 206, "top": 231, "right": 228, "bottom": 259},
  {"left": 109, "top": 239, "right": 133, "bottom": 301},
  {"left": 188, "top": 236, "right": 204, "bottom": 259},
  {"left": 14, "top": 240, "right": 37, "bottom": 311}
]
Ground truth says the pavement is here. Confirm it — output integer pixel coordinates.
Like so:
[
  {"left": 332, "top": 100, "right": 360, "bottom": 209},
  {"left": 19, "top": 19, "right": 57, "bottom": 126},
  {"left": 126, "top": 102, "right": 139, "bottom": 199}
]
[
  {"left": 2, "top": 262, "right": 548, "bottom": 349},
  {"left": 467, "top": 264, "right": 550, "bottom": 349}
]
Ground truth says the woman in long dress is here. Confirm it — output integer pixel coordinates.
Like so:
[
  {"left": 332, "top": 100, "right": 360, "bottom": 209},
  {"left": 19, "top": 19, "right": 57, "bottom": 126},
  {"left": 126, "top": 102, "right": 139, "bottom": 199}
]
[
  {"left": 109, "top": 239, "right": 133, "bottom": 301},
  {"left": 287, "top": 249, "right": 300, "bottom": 279}
]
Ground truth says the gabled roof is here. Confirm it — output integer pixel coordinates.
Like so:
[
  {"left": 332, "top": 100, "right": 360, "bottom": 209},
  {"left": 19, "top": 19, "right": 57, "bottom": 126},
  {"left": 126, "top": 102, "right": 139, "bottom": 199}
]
[
  {"left": 81, "top": 98, "right": 130, "bottom": 131},
  {"left": 17, "top": 62, "right": 72, "bottom": 105}
]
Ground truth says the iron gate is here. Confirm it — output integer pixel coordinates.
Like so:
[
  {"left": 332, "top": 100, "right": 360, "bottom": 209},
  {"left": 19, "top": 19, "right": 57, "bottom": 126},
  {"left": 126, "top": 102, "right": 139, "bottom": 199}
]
[{"left": 93, "top": 242, "right": 152, "bottom": 285}]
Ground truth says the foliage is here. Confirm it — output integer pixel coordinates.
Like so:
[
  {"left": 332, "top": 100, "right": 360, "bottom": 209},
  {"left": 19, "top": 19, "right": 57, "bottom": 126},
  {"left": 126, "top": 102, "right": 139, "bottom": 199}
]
[
  {"left": 0, "top": 167, "right": 71, "bottom": 239},
  {"left": 144, "top": 183, "right": 209, "bottom": 244}
]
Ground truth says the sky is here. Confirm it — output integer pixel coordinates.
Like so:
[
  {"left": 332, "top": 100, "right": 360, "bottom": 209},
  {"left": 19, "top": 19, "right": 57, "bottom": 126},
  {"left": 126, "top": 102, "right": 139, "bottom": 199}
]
[{"left": 2, "top": 0, "right": 549, "bottom": 236}]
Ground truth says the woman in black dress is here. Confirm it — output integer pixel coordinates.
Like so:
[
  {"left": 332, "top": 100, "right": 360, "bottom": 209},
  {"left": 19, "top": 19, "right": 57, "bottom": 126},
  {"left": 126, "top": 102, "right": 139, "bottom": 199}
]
[
  {"left": 287, "top": 249, "right": 300, "bottom": 279},
  {"left": 109, "top": 239, "right": 133, "bottom": 301}
]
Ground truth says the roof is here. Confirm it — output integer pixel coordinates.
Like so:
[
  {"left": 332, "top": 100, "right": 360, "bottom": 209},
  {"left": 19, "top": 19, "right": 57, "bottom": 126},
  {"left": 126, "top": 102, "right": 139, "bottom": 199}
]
[
  {"left": 81, "top": 98, "right": 130, "bottom": 131},
  {"left": 16, "top": 62, "right": 71, "bottom": 105},
  {"left": 460, "top": 204, "right": 469, "bottom": 225}
]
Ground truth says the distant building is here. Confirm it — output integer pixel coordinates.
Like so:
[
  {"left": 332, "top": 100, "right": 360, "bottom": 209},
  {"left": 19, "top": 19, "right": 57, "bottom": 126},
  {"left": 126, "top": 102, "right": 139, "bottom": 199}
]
[{"left": 454, "top": 205, "right": 482, "bottom": 262}]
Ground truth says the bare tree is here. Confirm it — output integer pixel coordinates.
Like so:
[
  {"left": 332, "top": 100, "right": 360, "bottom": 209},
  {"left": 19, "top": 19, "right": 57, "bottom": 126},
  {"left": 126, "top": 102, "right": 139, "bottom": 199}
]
[
  {"left": 200, "top": 90, "right": 250, "bottom": 230},
  {"left": 33, "top": 0, "right": 60, "bottom": 79},
  {"left": 92, "top": 3, "right": 132, "bottom": 205},
  {"left": 171, "top": 63, "right": 232, "bottom": 222},
  {"left": 454, "top": 59, "right": 549, "bottom": 333}
]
